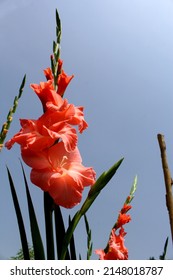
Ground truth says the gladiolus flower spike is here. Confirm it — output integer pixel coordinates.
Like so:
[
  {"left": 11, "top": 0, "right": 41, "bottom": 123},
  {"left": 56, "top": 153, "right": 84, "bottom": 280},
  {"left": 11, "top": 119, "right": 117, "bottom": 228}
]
[
  {"left": 5, "top": 11, "right": 95, "bottom": 209},
  {"left": 4, "top": 9, "right": 134, "bottom": 261},
  {"left": 95, "top": 176, "right": 137, "bottom": 260}
]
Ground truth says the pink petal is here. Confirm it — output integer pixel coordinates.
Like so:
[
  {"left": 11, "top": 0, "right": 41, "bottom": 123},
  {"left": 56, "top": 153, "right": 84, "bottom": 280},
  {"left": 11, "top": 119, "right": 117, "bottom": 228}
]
[
  {"left": 31, "top": 168, "right": 53, "bottom": 192},
  {"left": 21, "top": 148, "right": 50, "bottom": 169},
  {"left": 49, "top": 174, "right": 83, "bottom": 208}
]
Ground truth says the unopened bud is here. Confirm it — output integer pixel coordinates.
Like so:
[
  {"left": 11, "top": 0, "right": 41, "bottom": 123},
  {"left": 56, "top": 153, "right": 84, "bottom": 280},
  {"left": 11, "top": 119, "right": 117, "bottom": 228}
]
[
  {"left": 0, "top": 143, "right": 4, "bottom": 151},
  {"left": 8, "top": 116, "right": 13, "bottom": 122}
]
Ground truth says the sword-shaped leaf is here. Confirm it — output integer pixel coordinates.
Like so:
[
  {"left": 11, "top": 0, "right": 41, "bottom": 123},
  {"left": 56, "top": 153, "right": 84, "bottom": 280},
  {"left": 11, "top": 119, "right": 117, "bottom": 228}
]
[
  {"left": 60, "top": 158, "right": 124, "bottom": 259},
  {"left": 6, "top": 166, "right": 30, "bottom": 260},
  {"left": 20, "top": 162, "right": 45, "bottom": 260}
]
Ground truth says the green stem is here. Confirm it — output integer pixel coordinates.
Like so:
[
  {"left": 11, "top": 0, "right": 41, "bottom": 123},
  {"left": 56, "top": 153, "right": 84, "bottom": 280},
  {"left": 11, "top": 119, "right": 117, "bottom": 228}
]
[{"left": 44, "top": 192, "right": 55, "bottom": 259}]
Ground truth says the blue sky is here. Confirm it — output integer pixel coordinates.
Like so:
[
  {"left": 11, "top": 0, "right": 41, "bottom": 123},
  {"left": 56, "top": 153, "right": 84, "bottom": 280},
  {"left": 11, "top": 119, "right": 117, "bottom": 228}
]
[{"left": 1, "top": 0, "right": 173, "bottom": 260}]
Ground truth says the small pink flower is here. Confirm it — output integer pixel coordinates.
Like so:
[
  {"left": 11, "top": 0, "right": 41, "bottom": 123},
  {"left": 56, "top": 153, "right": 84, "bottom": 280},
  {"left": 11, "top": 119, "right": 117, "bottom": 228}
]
[
  {"left": 121, "top": 203, "right": 132, "bottom": 214},
  {"left": 115, "top": 212, "right": 131, "bottom": 229},
  {"left": 95, "top": 228, "right": 128, "bottom": 260},
  {"left": 21, "top": 142, "right": 96, "bottom": 208}
]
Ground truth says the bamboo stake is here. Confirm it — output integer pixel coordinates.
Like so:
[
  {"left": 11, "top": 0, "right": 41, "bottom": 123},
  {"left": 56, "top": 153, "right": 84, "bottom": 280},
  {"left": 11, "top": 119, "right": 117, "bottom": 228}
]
[{"left": 157, "top": 134, "right": 173, "bottom": 245}]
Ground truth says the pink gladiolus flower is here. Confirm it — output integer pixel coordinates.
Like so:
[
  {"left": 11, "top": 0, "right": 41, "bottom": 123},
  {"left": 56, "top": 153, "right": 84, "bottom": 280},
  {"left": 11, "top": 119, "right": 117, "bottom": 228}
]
[
  {"left": 115, "top": 203, "right": 132, "bottom": 229},
  {"left": 5, "top": 56, "right": 95, "bottom": 209},
  {"left": 30, "top": 80, "right": 64, "bottom": 112},
  {"left": 21, "top": 142, "right": 96, "bottom": 208},
  {"left": 116, "top": 212, "right": 131, "bottom": 229},
  {"left": 31, "top": 80, "right": 88, "bottom": 133},
  {"left": 95, "top": 201, "right": 132, "bottom": 260},
  {"left": 6, "top": 78, "right": 88, "bottom": 151},
  {"left": 5, "top": 106, "right": 78, "bottom": 152},
  {"left": 121, "top": 203, "right": 132, "bottom": 214},
  {"left": 95, "top": 228, "right": 128, "bottom": 260}
]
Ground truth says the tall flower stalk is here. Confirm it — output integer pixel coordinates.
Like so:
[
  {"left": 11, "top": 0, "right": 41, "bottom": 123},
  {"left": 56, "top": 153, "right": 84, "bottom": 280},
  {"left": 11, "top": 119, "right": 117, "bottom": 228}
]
[
  {"left": 95, "top": 176, "right": 137, "bottom": 260},
  {"left": 4, "top": 9, "right": 136, "bottom": 260}
]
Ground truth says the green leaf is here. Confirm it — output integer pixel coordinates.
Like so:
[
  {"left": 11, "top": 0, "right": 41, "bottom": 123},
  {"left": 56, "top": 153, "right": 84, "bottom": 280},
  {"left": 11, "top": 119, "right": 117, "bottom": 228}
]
[
  {"left": 20, "top": 162, "right": 45, "bottom": 260},
  {"left": 44, "top": 192, "right": 55, "bottom": 260},
  {"left": 159, "top": 237, "right": 169, "bottom": 260},
  {"left": 60, "top": 158, "right": 124, "bottom": 259},
  {"left": 6, "top": 167, "right": 30, "bottom": 260},
  {"left": 69, "top": 216, "right": 77, "bottom": 260},
  {"left": 149, "top": 237, "right": 169, "bottom": 260},
  {"left": 54, "top": 205, "right": 70, "bottom": 259},
  {"left": 84, "top": 214, "right": 93, "bottom": 260},
  {"left": 80, "top": 158, "right": 124, "bottom": 215}
]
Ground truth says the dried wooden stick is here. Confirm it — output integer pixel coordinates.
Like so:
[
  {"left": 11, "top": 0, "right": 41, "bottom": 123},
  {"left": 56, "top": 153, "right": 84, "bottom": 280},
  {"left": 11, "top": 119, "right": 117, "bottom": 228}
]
[{"left": 157, "top": 134, "right": 173, "bottom": 245}]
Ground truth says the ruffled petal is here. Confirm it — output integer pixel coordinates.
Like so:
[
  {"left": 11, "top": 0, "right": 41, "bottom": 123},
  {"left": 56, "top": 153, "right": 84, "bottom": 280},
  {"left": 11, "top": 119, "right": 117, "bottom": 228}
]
[{"left": 67, "top": 163, "right": 96, "bottom": 187}]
